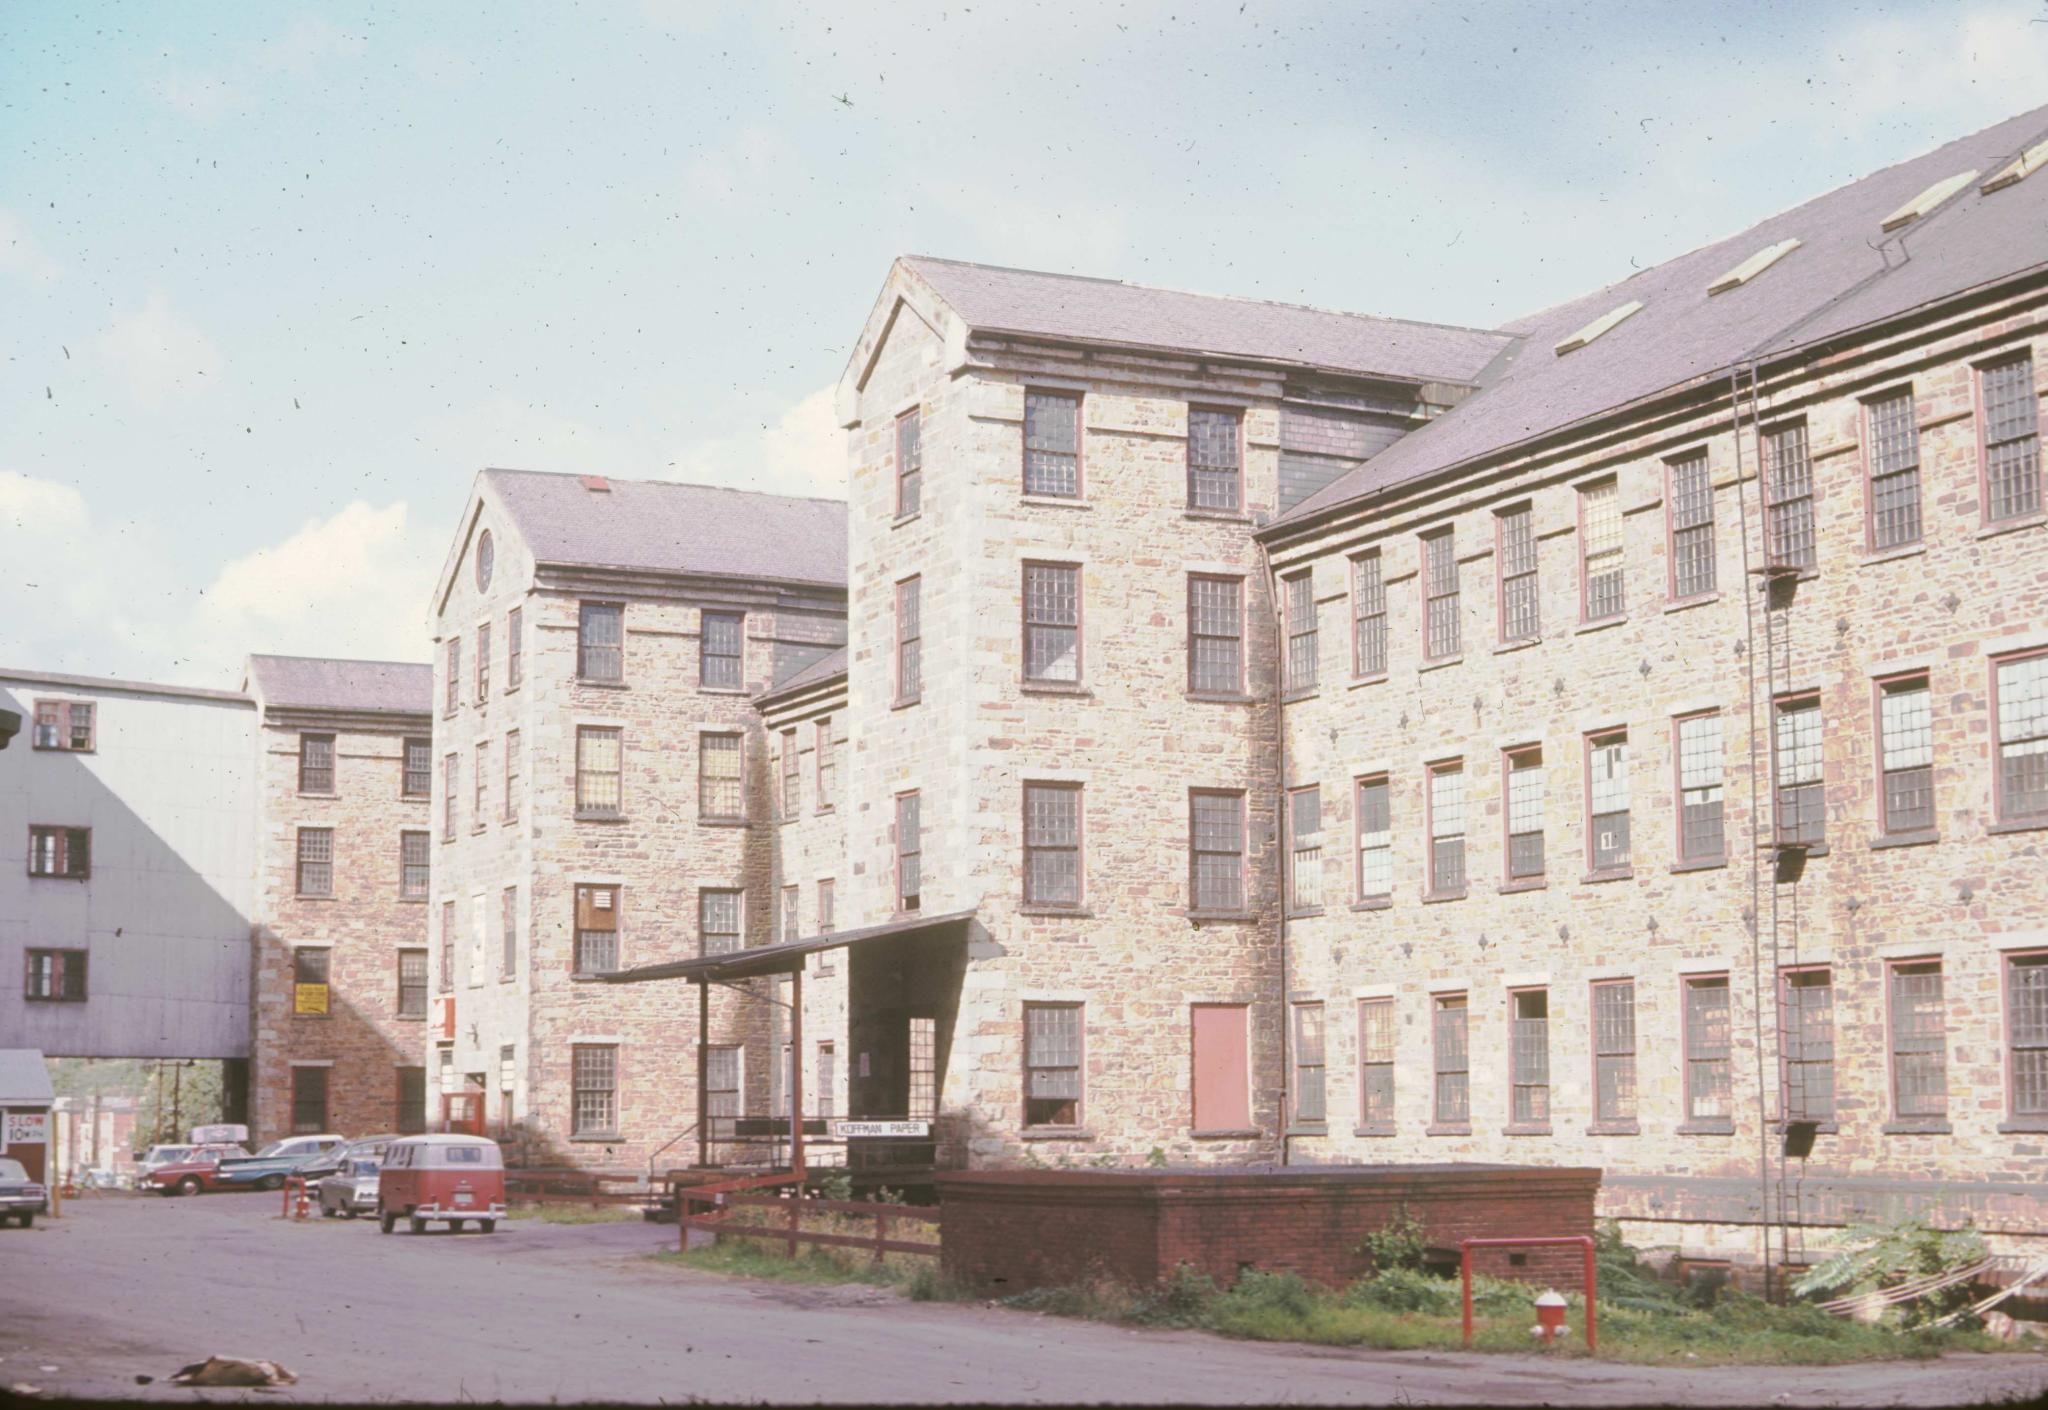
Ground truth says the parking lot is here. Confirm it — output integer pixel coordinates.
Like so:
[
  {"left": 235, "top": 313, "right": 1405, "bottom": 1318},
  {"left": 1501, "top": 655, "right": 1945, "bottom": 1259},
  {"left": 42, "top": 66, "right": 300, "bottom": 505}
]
[{"left": 4, "top": 1194, "right": 2047, "bottom": 1405}]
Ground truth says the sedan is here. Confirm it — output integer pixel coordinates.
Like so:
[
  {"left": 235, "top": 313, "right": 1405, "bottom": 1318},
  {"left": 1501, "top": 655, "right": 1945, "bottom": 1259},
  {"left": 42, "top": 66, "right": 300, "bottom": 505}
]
[
  {"left": 0, "top": 1157, "right": 49, "bottom": 1227},
  {"left": 318, "top": 1157, "right": 382, "bottom": 1218}
]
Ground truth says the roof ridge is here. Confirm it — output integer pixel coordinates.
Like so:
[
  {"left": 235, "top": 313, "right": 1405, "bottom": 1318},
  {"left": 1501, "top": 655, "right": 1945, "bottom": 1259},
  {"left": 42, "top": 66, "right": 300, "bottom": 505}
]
[
  {"left": 903, "top": 254, "right": 1508, "bottom": 342},
  {"left": 480, "top": 466, "right": 847, "bottom": 508},
  {"left": 248, "top": 653, "right": 430, "bottom": 669}
]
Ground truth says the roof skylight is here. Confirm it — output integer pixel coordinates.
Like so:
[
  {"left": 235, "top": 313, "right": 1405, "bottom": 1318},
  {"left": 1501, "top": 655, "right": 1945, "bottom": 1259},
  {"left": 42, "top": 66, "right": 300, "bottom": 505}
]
[
  {"left": 1553, "top": 300, "right": 1643, "bottom": 356},
  {"left": 1982, "top": 139, "right": 2048, "bottom": 195},
  {"left": 1879, "top": 169, "right": 1980, "bottom": 231},
  {"left": 1707, "top": 238, "right": 1802, "bottom": 296}
]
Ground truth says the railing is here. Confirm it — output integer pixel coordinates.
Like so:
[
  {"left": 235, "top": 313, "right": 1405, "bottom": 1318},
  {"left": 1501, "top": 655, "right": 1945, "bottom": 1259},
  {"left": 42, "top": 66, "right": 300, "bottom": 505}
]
[
  {"left": 505, "top": 1167, "right": 659, "bottom": 1208},
  {"left": 677, "top": 1177, "right": 940, "bottom": 1262}
]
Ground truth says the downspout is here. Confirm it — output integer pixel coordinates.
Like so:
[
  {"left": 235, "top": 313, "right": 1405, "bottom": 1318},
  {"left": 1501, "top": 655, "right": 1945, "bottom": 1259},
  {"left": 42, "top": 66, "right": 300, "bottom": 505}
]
[{"left": 1261, "top": 537, "right": 1291, "bottom": 1169}]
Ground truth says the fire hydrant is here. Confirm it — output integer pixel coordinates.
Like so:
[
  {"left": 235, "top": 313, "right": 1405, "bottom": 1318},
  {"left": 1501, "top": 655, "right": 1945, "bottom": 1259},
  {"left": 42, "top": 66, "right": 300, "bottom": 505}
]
[
  {"left": 293, "top": 1179, "right": 311, "bottom": 1221},
  {"left": 1531, "top": 1289, "right": 1571, "bottom": 1346}
]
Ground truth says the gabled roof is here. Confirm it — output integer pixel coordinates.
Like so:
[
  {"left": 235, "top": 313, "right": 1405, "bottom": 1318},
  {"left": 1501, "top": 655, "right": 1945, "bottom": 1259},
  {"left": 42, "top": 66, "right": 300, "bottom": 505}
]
[
  {"left": 244, "top": 655, "right": 432, "bottom": 716},
  {"left": 1273, "top": 102, "right": 2048, "bottom": 531},
  {"left": 900, "top": 256, "right": 1513, "bottom": 386},
  {"left": 483, "top": 468, "right": 848, "bottom": 589},
  {"left": 761, "top": 646, "right": 847, "bottom": 702},
  {"left": 0, "top": 1050, "right": 54, "bottom": 1106}
]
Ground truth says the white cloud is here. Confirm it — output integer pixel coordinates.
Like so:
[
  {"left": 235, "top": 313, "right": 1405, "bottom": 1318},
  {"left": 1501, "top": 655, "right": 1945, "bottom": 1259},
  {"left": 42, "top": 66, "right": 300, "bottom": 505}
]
[
  {"left": 0, "top": 209, "right": 60, "bottom": 284},
  {"left": 256, "top": 16, "right": 367, "bottom": 73},
  {"left": 94, "top": 294, "right": 224, "bottom": 412},
  {"left": 666, "top": 384, "right": 846, "bottom": 499},
  {"left": 151, "top": 66, "right": 233, "bottom": 121},
  {"left": 0, "top": 471, "right": 178, "bottom": 679},
  {"left": 416, "top": 397, "right": 665, "bottom": 480}
]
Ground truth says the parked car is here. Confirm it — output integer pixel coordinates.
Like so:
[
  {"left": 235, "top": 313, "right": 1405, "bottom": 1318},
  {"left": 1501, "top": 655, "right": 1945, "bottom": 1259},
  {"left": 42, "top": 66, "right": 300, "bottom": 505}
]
[
  {"left": 377, "top": 1134, "right": 506, "bottom": 1234},
  {"left": 215, "top": 1134, "right": 345, "bottom": 1191},
  {"left": 146, "top": 1147, "right": 246, "bottom": 1197},
  {"left": 134, "top": 1144, "right": 197, "bottom": 1189},
  {"left": 318, "top": 1156, "right": 383, "bottom": 1218},
  {"left": 289, "top": 1133, "right": 397, "bottom": 1186},
  {"left": 0, "top": 1158, "right": 49, "bottom": 1227}
]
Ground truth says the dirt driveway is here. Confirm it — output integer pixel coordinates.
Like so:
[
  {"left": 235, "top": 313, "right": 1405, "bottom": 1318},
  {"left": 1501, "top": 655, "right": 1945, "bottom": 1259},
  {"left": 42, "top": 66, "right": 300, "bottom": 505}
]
[{"left": 2, "top": 1195, "right": 2044, "bottom": 1405}]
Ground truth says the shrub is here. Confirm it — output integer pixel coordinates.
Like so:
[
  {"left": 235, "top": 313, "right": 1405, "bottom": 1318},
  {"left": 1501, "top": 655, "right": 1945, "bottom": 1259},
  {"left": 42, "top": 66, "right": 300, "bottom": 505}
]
[
  {"left": 818, "top": 1171, "right": 854, "bottom": 1203},
  {"left": 1793, "top": 1216, "right": 1989, "bottom": 1328},
  {"left": 1358, "top": 1205, "right": 1429, "bottom": 1273},
  {"left": 1133, "top": 1262, "right": 1219, "bottom": 1326}
]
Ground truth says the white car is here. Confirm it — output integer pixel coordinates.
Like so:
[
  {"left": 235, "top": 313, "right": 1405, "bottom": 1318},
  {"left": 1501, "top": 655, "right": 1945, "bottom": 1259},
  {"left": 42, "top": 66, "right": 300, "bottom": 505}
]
[{"left": 317, "top": 1157, "right": 383, "bottom": 1218}]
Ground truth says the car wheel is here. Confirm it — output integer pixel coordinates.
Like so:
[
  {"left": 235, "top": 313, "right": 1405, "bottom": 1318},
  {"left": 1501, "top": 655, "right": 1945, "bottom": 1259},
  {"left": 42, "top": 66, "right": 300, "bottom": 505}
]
[
  {"left": 177, "top": 1177, "right": 201, "bottom": 1197},
  {"left": 18, "top": 1212, "right": 33, "bottom": 1228},
  {"left": 409, "top": 1212, "right": 427, "bottom": 1235},
  {"left": 479, "top": 1219, "right": 496, "bottom": 1234},
  {"left": 260, "top": 1174, "right": 286, "bottom": 1192},
  {"left": 342, "top": 1207, "right": 358, "bottom": 1220},
  {"left": 379, "top": 1208, "right": 395, "bottom": 1235}
]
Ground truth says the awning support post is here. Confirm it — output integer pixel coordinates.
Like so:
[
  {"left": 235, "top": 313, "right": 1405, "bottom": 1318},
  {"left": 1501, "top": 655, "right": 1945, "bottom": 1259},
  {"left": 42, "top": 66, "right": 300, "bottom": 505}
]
[{"left": 696, "top": 979, "right": 709, "bottom": 1170}]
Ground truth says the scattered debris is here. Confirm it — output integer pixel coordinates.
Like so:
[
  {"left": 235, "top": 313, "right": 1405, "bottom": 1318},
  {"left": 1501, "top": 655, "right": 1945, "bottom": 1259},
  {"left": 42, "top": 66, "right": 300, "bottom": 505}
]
[
  {"left": 169, "top": 1356, "right": 299, "bottom": 1387},
  {"left": 9, "top": 1385, "right": 43, "bottom": 1398},
  {"left": 134, "top": 1374, "right": 155, "bottom": 1385}
]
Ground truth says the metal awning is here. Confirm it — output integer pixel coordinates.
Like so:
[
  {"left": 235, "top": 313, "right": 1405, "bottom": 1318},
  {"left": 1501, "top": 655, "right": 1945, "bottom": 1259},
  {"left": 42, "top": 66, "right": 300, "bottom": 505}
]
[{"left": 584, "top": 908, "right": 976, "bottom": 986}]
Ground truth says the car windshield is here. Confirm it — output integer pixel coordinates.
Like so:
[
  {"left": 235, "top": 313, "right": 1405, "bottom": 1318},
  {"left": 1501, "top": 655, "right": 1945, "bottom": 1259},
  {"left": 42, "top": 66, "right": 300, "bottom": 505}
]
[
  {"left": 352, "top": 1160, "right": 381, "bottom": 1176},
  {"left": 0, "top": 1159, "right": 27, "bottom": 1182},
  {"left": 145, "top": 1146, "right": 193, "bottom": 1164},
  {"left": 252, "top": 1141, "right": 293, "bottom": 1158}
]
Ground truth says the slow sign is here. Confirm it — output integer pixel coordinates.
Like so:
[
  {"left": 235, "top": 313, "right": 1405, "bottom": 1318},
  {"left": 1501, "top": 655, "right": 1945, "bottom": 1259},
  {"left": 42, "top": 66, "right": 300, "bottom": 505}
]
[{"left": 4, "top": 1112, "right": 48, "bottom": 1145}]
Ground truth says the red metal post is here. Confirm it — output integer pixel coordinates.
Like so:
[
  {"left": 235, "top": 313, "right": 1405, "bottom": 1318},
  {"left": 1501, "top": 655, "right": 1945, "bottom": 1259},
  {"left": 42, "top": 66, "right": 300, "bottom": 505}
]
[
  {"left": 1583, "top": 1237, "right": 1598, "bottom": 1353},
  {"left": 1458, "top": 1236, "right": 1598, "bottom": 1353},
  {"left": 1461, "top": 1247, "right": 1474, "bottom": 1346}
]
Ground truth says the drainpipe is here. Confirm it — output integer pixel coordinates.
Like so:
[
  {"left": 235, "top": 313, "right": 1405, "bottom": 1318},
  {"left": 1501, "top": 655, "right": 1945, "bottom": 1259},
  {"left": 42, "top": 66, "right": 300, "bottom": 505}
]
[{"left": 1261, "top": 538, "right": 1291, "bottom": 1169}]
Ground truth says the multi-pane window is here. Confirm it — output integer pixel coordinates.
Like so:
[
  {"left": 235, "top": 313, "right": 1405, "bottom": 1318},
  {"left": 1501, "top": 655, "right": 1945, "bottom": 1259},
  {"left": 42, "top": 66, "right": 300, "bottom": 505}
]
[
  {"left": 896, "top": 792, "right": 922, "bottom": 912},
  {"left": 1879, "top": 676, "right": 1934, "bottom": 834},
  {"left": 1432, "top": 994, "right": 1469, "bottom": 1126},
  {"left": 1780, "top": 968, "right": 1836, "bottom": 1122},
  {"left": 1351, "top": 551, "right": 1387, "bottom": 676},
  {"left": 1888, "top": 961, "right": 1947, "bottom": 1120},
  {"left": 298, "top": 733, "right": 335, "bottom": 793},
  {"left": 1024, "top": 1003, "right": 1082, "bottom": 1127},
  {"left": 503, "top": 729, "right": 519, "bottom": 822},
  {"left": 445, "top": 637, "right": 461, "bottom": 714},
  {"left": 781, "top": 885, "right": 799, "bottom": 942},
  {"left": 1580, "top": 479, "right": 1624, "bottom": 620},
  {"left": 1676, "top": 713, "right": 1725, "bottom": 862},
  {"left": 1188, "top": 575, "right": 1244, "bottom": 695},
  {"left": 293, "top": 947, "right": 331, "bottom": 1017},
  {"left": 403, "top": 737, "right": 432, "bottom": 798},
  {"left": 1190, "top": 789, "right": 1245, "bottom": 912},
  {"left": 576, "top": 726, "right": 622, "bottom": 816},
  {"left": 1352, "top": 775, "right": 1394, "bottom": 901},
  {"left": 1293, "top": 1002, "right": 1326, "bottom": 1124},
  {"left": 397, "top": 1066, "right": 427, "bottom": 1134},
  {"left": 439, "top": 901, "right": 454, "bottom": 991},
  {"left": 24, "top": 949, "right": 86, "bottom": 1002},
  {"left": 501, "top": 886, "right": 518, "bottom": 976},
  {"left": 473, "top": 740, "right": 488, "bottom": 828},
  {"left": 1283, "top": 572, "right": 1318, "bottom": 693},
  {"left": 574, "top": 884, "right": 619, "bottom": 974},
  {"left": 815, "top": 717, "right": 836, "bottom": 811},
  {"left": 400, "top": 830, "right": 430, "bottom": 900},
  {"left": 1773, "top": 696, "right": 1824, "bottom": 846},
  {"left": 1497, "top": 504, "right": 1539, "bottom": 642},
  {"left": 896, "top": 408, "right": 923, "bottom": 518},
  {"left": 578, "top": 602, "right": 623, "bottom": 682},
  {"left": 1288, "top": 785, "right": 1322, "bottom": 911},
  {"left": 571, "top": 1045, "right": 618, "bottom": 1137},
  {"left": 443, "top": 754, "right": 458, "bottom": 840},
  {"left": 296, "top": 827, "right": 333, "bottom": 897},
  {"left": 31, "top": 699, "right": 95, "bottom": 751},
  {"left": 1187, "top": 407, "right": 1241, "bottom": 511},
  {"left": 2008, "top": 953, "right": 2048, "bottom": 1120},
  {"left": 780, "top": 729, "right": 800, "bottom": 818},
  {"left": 705, "top": 1046, "right": 741, "bottom": 1141},
  {"left": 895, "top": 577, "right": 921, "bottom": 703},
  {"left": 1357, "top": 997, "right": 1395, "bottom": 1127},
  {"left": 1023, "top": 563, "right": 1081, "bottom": 684},
  {"left": 476, "top": 623, "right": 491, "bottom": 701},
  {"left": 1509, "top": 989, "right": 1551, "bottom": 1127},
  {"left": 698, "top": 732, "right": 743, "bottom": 820},
  {"left": 817, "top": 878, "right": 836, "bottom": 934},
  {"left": 1505, "top": 747, "right": 1544, "bottom": 881},
  {"left": 1427, "top": 762, "right": 1465, "bottom": 895},
  {"left": 700, "top": 610, "right": 744, "bottom": 690},
  {"left": 1024, "top": 783, "right": 1082, "bottom": 908},
  {"left": 1996, "top": 653, "right": 2048, "bottom": 822},
  {"left": 1422, "top": 528, "right": 1460, "bottom": 659},
  {"left": 397, "top": 949, "right": 428, "bottom": 1019},
  {"left": 1865, "top": 389, "right": 1922, "bottom": 548},
  {"left": 1982, "top": 353, "right": 2041, "bottom": 523},
  {"left": 1024, "top": 389, "right": 1081, "bottom": 497},
  {"left": 907, "top": 1017, "right": 937, "bottom": 1120},
  {"left": 1588, "top": 730, "right": 1631, "bottom": 872},
  {"left": 506, "top": 606, "right": 522, "bottom": 689},
  {"left": 1667, "top": 451, "right": 1716, "bottom": 600},
  {"left": 1592, "top": 981, "right": 1637, "bottom": 1125},
  {"left": 291, "top": 1067, "right": 329, "bottom": 1135},
  {"left": 1685, "top": 975, "right": 1732, "bottom": 1121},
  {"left": 816, "top": 1043, "right": 836, "bottom": 1120},
  {"left": 27, "top": 826, "right": 89, "bottom": 879},
  {"left": 1763, "top": 421, "right": 1816, "bottom": 570},
  {"left": 699, "top": 889, "right": 741, "bottom": 957}
]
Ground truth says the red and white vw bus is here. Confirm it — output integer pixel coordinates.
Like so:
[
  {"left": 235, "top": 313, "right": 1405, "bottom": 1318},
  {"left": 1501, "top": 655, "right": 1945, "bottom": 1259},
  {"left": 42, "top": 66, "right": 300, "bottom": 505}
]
[{"left": 376, "top": 1134, "right": 506, "bottom": 1235}]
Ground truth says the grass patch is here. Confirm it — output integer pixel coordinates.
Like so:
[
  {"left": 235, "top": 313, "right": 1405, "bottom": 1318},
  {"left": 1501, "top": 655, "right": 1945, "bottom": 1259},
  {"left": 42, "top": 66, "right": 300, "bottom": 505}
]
[
  {"left": 647, "top": 1202, "right": 968, "bottom": 1303},
  {"left": 507, "top": 1203, "right": 645, "bottom": 1224}
]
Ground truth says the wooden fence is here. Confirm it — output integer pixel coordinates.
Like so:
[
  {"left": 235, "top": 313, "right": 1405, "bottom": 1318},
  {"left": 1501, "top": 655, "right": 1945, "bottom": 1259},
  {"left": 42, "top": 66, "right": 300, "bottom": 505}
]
[{"left": 678, "top": 1178, "right": 942, "bottom": 1262}]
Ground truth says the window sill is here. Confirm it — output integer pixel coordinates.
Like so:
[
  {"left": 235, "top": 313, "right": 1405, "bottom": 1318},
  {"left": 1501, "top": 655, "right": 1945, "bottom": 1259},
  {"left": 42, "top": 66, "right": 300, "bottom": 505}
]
[
  {"left": 1497, "top": 878, "right": 1547, "bottom": 894},
  {"left": 1493, "top": 636, "right": 1541, "bottom": 656},
  {"left": 1182, "top": 508, "right": 1252, "bottom": 524},
  {"left": 1417, "top": 655, "right": 1464, "bottom": 674},
  {"left": 699, "top": 817, "right": 750, "bottom": 829},
  {"left": 401, "top": 793, "right": 431, "bottom": 804},
  {"left": 1286, "top": 906, "right": 1326, "bottom": 920},
  {"left": 574, "top": 679, "right": 629, "bottom": 690},
  {"left": 1668, "top": 857, "right": 1727, "bottom": 874},
  {"left": 1773, "top": 1119, "right": 1838, "bottom": 1136},
  {"left": 1426, "top": 1124, "right": 1472, "bottom": 1138},
  {"left": 500, "top": 973, "right": 516, "bottom": 985},
  {"left": 1348, "top": 673, "right": 1389, "bottom": 691},
  {"left": 568, "top": 1134, "right": 622, "bottom": 1144},
  {"left": 1185, "top": 909, "right": 1258, "bottom": 924},
  {"left": 398, "top": 896, "right": 429, "bottom": 906},
  {"left": 699, "top": 686, "right": 750, "bottom": 697},
  {"left": 1020, "top": 494, "right": 1090, "bottom": 510},
  {"left": 294, "top": 894, "right": 336, "bottom": 903},
  {"left": 1677, "top": 1119, "right": 1735, "bottom": 1136},
  {"left": 504, "top": 683, "right": 521, "bottom": 696},
  {"left": 1020, "top": 682, "right": 1092, "bottom": 698},
  {"left": 1663, "top": 593, "right": 1721, "bottom": 615},
  {"left": 1988, "top": 818, "right": 2048, "bottom": 836},
  {"left": 892, "top": 511, "right": 922, "bottom": 529},
  {"left": 1421, "top": 889, "right": 1468, "bottom": 904},
  {"left": 396, "top": 1014, "right": 426, "bottom": 1023},
  {"left": 891, "top": 696, "right": 922, "bottom": 712},
  {"left": 1871, "top": 830, "right": 1940, "bottom": 851},
  {"left": 1350, "top": 897, "right": 1393, "bottom": 912},
  {"left": 1977, "top": 512, "right": 2048, "bottom": 541},
  {"left": 1997, "top": 1118, "right": 2048, "bottom": 1134},
  {"left": 1859, "top": 542, "right": 1926, "bottom": 568},
  {"left": 1020, "top": 1127, "right": 1094, "bottom": 1141},
  {"left": 1503, "top": 1124, "right": 1553, "bottom": 1137},
  {"left": 1587, "top": 1122, "right": 1641, "bottom": 1137},
  {"left": 1352, "top": 1124, "right": 1396, "bottom": 1138},
  {"left": 29, "top": 874, "right": 91, "bottom": 883},
  {"left": 574, "top": 811, "right": 627, "bottom": 824},
  {"left": 1192, "top": 1128, "right": 1261, "bottom": 1140},
  {"left": 1581, "top": 868, "right": 1634, "bottom": 884},
  {"left": 1766, "top": 840, "right": 1830, "bottom": 857},
  {"left": 472, "top": 824, "right": 488, "bottom": 836},
  {"left": 298, "top": 790, "right": 338, "bottom": 801},
  {"left": 1882, "top": 1120, "right": 1952, "bottom": 1136},
  {"left": 1574, "top": 615, "right": 1626, "bottom": 636},
  {"left": 1280, "top": 688, "right": 1320, "bottom": 704},
  {"left": 813, "top": 805, "right": 836, "bottom": 816},
  {"left": 1286, "top": 1124, "right": 1330, "bottom": 1138},
  {"left": 571, "top": 971, "right": 619, "bottom": 982},
  {"left": 1018, "top": 905, "right": 1094, "bottom": 919},
  {"left": 1188, "top": 691, "right": 1259, "bottom": 705}
]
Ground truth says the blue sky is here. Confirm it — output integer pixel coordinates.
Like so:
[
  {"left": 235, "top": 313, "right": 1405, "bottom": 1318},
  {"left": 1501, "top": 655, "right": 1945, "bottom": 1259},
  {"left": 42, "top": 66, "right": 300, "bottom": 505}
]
[{"left": 4, "top": 0, "right": 2044, "bottom": 686}]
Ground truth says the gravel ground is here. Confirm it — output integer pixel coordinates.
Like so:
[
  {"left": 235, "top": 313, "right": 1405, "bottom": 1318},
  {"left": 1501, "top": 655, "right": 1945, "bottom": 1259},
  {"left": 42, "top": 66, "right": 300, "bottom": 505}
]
[{"left": 2, "top": 1194, "right": 2045, "bottom": 1405}]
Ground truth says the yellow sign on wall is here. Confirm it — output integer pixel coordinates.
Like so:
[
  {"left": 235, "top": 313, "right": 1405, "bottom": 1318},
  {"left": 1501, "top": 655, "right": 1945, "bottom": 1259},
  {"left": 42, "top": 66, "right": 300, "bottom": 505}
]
[{"left": 295, "top": 983, "right": 330, "bottom": 1016}]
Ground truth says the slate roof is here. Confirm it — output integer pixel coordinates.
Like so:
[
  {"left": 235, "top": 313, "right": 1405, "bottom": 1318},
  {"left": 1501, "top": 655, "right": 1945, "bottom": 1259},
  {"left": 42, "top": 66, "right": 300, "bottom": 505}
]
[
  {"left": 1275, "top": 103, "right": 2048, "bottom": 529},
  {"left": 485, "top": 469, "right": 848, "bottom": 589},
  {"left": 0, "top": 1049, "right": 54, "bottom": 1106},
  {"left": 762, "top": 646, "right": 848, "bottom": 701},
  {"left": 245, "top": 655, "right": 432, "bottom": 716},
  {"left": 901, "top": 256, "right": 1514, "bottom": 387}
]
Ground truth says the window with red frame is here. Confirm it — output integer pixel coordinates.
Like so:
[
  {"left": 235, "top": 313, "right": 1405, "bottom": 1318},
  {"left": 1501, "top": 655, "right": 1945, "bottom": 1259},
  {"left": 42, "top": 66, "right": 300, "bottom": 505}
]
[
  {"left": 1995, "top": 653, "right": 2048, "bottom": 822},
  {"left": 1888, "top": 960, "right": 1946, "bottom": 1122},
  {"left": 32, "top": 699, "right": 95, "bottom": 751},
  {"left": 1497, "top": 503, "right": 1539, "bottom": 642},
  {"left": 1763, "top": 420, "right": 1816, "bottom": 570},
  {"left": 895, "top": 409, "right": 923, "bottom": 517},
  {"left": 1878, "top": 675, "right": 1934, "bottom": 834},
  {"left": 1422, "top": 528, "right": 1460, "bottom": 659},
  {"left": 1667, "top": 451, "right": 1716, "bottom": 599},
  {"left": 28, "top": 825, "right": 90, "bottom": 879},
  {"left": 1865, "top": 388, "right": 1922, "bottom": 549},
  {"left": 1024, "top": 390, "right": 1081, "bottom": 497},
  {"left": 895, "top": 577, "right": 921, "bottom": 703},
  {"left": 1982, "top": 352, "right": 2041, "bottom": 524},
  {"left": 1187, "top": 408, "right": 1241, "bottom": 511},
  {"left": 24, "top": 948, "right": 86, "bottom": 1002}
]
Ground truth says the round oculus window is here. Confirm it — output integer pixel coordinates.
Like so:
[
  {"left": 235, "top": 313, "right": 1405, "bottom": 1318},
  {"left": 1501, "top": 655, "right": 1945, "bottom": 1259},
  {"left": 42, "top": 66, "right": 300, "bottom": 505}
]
[{"left": 475, "top": 529, "right": 494, "bottom": 591}]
